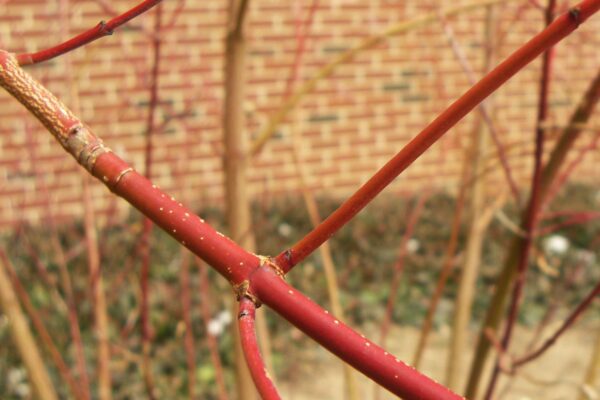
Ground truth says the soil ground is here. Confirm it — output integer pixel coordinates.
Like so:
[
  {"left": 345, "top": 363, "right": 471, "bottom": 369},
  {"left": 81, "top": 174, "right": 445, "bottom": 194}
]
[{"left": 277, "top": 322, "right": 599, "bottom": 399}]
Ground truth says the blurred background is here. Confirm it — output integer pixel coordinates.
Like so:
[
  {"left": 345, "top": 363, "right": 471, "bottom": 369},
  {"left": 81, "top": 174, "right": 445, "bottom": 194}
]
[{"left": 0, "top": 0, "right": 599, "bottom": 399}]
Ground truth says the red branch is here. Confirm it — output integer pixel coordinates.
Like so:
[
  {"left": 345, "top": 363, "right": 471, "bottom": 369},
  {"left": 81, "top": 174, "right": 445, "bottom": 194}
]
[
  {"left": 179, "top": 253, "right": 198, "bottom": 400},
  {"left": 379, "top": 194, "right": 429, "bottom": 348},
  {"left": 544, "top": 125, "right": 600, "bottom": 207},
  {"left": 513, "top": 279, "right": 600, "bottom": 368},
  {"left": 139, "top": 5, "right": 163, "bottom": 398},
  {"left": 0, "top": 249, "right": 84, "bottom": 400},
  {"left": 412, "top": 169, "right": 467, "bottom": 368},
  {"left": 238, "top": 297, "right": 281, "bottom": 400},
  {"left": 2, "top": 1, "right": 600, "bottom": 398},
  {"left": 15, "top": 0, "right": 163, "bottom": 65},
  {"left": 251, "top": 266, "right": 462, "bottom": 399},
  {"left": 484, "top": 1, "right": 556, "bottom": 398},
  {"left": 438, "top": 12, "right": 521, "bottom": 205},
  {"left": 275, "top": 0, "right": 600, "bottom": 273},
  {"left": 536, "top": 211, "right": 600, "bottom": 236},
  {"left": 197, "top": 260, "right": 229, "bottom": 400},
  {"left": 283, "top": 0, "right": 319, "bottom": 99}
]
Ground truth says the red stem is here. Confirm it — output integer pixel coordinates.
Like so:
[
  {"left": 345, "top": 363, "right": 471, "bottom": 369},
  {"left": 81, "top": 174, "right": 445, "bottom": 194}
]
[
  {"left": 251, "top": 266, "right": 462, "bottom": 400},
  {"left": 139, "top": 5, "right": 162, "bottom": 398},
  {"left": 238, "top": 297, "right": 281, "bottom": 400},
  {"left": 15, "top": 0, "right": 163, "bottom": 65},
  {"left": 2, "top": 1, "right": 600, "bottom": 396},
  {"left": 0, "top": 249, "right": 84, "bottom": 400},
  {"left": 513, "top": 278, "right": 600, "bottom": 368},
  {"left": 484, "top": 1, "right": 556, "bottom": 398},
  {"left": 379, "top": 194, "right": 429, "bottom": 347},
  {"left": 197, "top": 260, "right": 229, "bottom": 400},
  {"left": 544, "top": 126, "right": 600, "bottom": 208},
  {"left": 23, "top": 115, "right": 91, "bottom": 400},
  {"left": 0, "top": 52, "right": 260, "bottom": 283},
  {"left": 412, "top": 166, "right": 467, "bottom": 368},
  {"left": 15, "top": 45, "right": 262, "bottom": 283},
  {"left": 283, "top": 0, "right": 319, "bottom": 99},
  {"left": 180, "top": 253, "right": 198, "bottom": 400},
  {"left": 439, "top": 12, "right": 521, "bottom": 206},
  {"left": 91, "top": 152, "right": 260, "bottom": 279},
  {"left": 536, "top": 212, "right": 600, "bottom": 236},
  {"left": 274, "top": 0, "right": 600, "bottom": 273}
]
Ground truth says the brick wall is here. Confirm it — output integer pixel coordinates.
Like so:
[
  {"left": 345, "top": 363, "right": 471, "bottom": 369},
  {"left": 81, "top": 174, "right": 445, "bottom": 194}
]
[{"left": 0, "top": 0, "right": 598, "bottom": 227}]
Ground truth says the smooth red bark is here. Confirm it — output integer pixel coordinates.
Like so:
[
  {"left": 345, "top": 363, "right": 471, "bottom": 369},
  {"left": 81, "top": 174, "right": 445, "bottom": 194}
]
[
  {"left": 238, "top": 297, "right": 281, "bottom": 400},
  {"left": 2, "top": 1, "right": 600, "bottom": 398},
  {"left": 90, "top": 153, "right": 259, "bottom": 284},
  {"left": 251, "top": 266, "right": 462, "bottom": 399},
  {"left": 16, "top": 0, "right": 163, "bottom": 65},
  {"left": 275, "top": 0, "right": 600, "bottom": 273}
]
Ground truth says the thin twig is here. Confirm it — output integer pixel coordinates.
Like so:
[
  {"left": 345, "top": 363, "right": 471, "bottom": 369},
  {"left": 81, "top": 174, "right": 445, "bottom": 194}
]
[
  {"left": 284, "top": 1, "right": 359, "bottom": 398},
  {"left": 0, "top": 249, "right": 83, "bottom": 400},
  {"left": 375, "top": 194, "right": 429, "bottom": 400},
  {"left": 484, "top": 2, "right": 556, "bottom": 397},
  {"left": 197, "top": 260, "right": 229, "bottom": 400},
  {"left": 16, "top": 0, "right": 163, "bottom": 65},
  {"left": 139, "top": 5, "right": 163, "bottom": 399},
  {"left": 437, "top": 7, "right": 521, "bottom": 206},
  {"left": 180, "top": 252, "right": 198, "bottom": 400},
  {"left": 466, "top": 55, "right": 600, "bottom": 400},
  {"left": 250, "top": 0, "right": 520, "bottom": 157},
  {"left": 0, "top": 250, "right": 58, "bottom": 400},
  {"left": 58, "top": 0, "right": 113, "bottom": 396},
  {"left": 513, "top": 279, "right": 600, "bottom": 368}
]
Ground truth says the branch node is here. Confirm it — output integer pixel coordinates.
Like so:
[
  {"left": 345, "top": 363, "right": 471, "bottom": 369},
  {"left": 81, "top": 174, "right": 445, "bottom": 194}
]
[
  {"left": 66, "top": 124, "right": 112, "bottom": 171},
  {"left": 233, "top": 280, "right": 261, "bottom": 307},
  {"left": 113, "top": 167, "right": 134, "bottom": 188},
  {"left": 283, "top": 249, "right": 293, "bottom": 264},
  {"left": 258, "top": 255, "right": 286, "bottom": 279},
  {"left": 98, "top": 21, "right": 114, "bottom": 36},
  {"left": 569, "top": 7, "right": 581, "bottom": 26}
]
